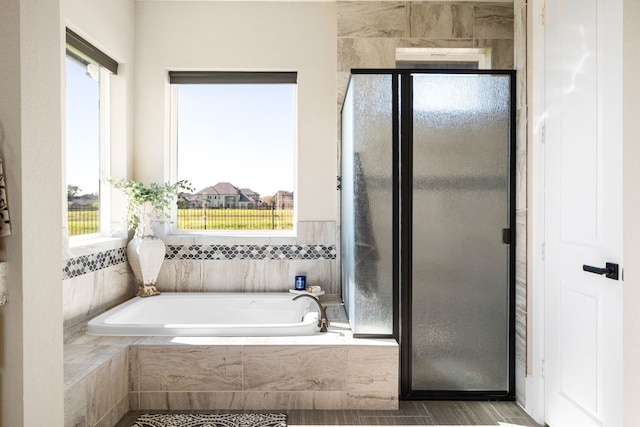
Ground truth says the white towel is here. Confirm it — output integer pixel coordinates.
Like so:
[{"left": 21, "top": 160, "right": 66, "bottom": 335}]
[{"left": 0, "top": 157, "right": 11, "bottom": 237}]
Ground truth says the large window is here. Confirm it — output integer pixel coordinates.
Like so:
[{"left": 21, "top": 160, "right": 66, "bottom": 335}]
[
  {"left": 170, "top": 72, "right": 296, "bottom": 232},
  {"left": 65, "top": 29, "right": 117, "bottom": 237}
]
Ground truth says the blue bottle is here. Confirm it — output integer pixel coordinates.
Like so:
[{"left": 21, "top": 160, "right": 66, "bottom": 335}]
[{"left": 295, "top": 275, "right": 306, "bottom": 291}]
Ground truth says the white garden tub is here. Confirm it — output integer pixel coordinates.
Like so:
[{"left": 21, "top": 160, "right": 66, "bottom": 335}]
[{"left": 87, "top": 292, "right": 320, "bottom": 336}]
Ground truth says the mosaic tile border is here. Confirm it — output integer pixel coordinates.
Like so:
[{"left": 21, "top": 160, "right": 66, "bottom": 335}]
[
  {"left": 63, "top": 244, "right": 337, "bottom": 278},
  {"left": 166, "top": 244, "right": 337, "bottom": 261},
  {"left": 63, "top": 248, "right": 127, "bottom": 280}
]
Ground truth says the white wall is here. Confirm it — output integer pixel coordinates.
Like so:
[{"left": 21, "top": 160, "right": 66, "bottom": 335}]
[
  {"left": 134, "top": 0, "right": 338, "bottom": 222},
  {"left": 0, "top": 0, "right": 64, "bottom": 425}
]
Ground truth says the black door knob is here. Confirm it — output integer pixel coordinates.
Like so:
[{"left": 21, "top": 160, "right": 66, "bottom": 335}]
[{"left": 582, "top": 262, "right": 619, "bottom": 280}]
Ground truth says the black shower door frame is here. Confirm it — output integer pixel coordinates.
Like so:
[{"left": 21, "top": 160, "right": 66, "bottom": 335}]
[{"left": 350, "top": 69, "right": 516, "bottom": 401}]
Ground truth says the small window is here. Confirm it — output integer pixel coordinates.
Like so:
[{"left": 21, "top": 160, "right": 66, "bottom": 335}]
[
  {"left": 65, "top": 29, "right": 117, "bottom": 238},
  {"left": 395, "top": 47, "right": 491, "bottom": 69},
  {"left": 170, "top": 72, "right": 296, "bottom": 233}
]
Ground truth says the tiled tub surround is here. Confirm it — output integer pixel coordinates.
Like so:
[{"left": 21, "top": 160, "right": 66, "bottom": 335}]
[
  {"left": 130, "top": 338, "right": 397, "bottom": 411},
  {"left": 63, "top": 248, "right": 128, "bottom": 280},
  {"left": 65, "top": 339, "right": 132, "bottom": 427},
  {"left": 63, "top": 259, "right": 136, "bottom": 343},
  {"left": 64, "top": 298, "right": 399, "bottom": 426},
  {"left": 63, "top": 221, "right": 339, "bottom": 339},
  {"left": 156, "top": 221, "right": 339, "bottom": 294},
  {"left": 165, "top": 243, "right": 336, "bottom": 262},
  {"left": 159, "top": 242, "right": 336, "bottom": 295},
  {"left": 157, "top": 249, "right": 337, "bottom": 295}
]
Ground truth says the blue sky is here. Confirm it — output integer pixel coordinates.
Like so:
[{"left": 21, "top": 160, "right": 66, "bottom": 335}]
[
  {"left": 176, "top": 84, "right": 295, "bottom": 197},
  {"left": 66, "top": 56, "right": 100, "bottom": 196}
]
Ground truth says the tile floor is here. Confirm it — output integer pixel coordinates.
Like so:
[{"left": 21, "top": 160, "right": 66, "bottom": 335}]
[{"left": 115, "top": 400, "right": 544, "bottom": 426}]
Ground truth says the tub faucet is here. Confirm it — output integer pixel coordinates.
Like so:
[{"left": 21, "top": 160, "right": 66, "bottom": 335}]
[{"left": 292, "top": 294, "right": 329, "bottom": 332}]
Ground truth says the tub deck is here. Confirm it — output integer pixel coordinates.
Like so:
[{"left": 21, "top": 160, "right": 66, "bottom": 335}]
[{"left": 64, "top": 295, "right": 399, "bottom": 427}]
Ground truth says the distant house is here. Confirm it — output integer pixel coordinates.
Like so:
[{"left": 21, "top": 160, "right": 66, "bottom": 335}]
[
  {"left": 238, "top": 188, "right": 262, "bottom": 209},
  {"left": 177, "top": 182, "right": 263, "bottom": 209},
  {"left": 273, "top": 190, "right": 294, "bottom": 209},
  {"left": 177, "top": 192, "right": 200, "bottom": 208},
  {"left": 193, "top": 182, "right": 238, "bottom": 208},
  {"left": 68, "top": 193, "right": 98, "bottom": 209}
]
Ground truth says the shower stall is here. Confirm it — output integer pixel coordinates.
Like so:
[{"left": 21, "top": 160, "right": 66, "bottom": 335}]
[{"left": 341, "top": 69, "right": 516, "bottom": 399}]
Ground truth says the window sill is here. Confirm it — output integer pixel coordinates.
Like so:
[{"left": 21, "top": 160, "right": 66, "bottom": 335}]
[
  {"left": 66, "top": 236, "right": 128, "bottom": 259},
  {"left": 162, "top": 230, "right": 298, "bottom": 245},
  {"left": 170, "top": 229, "right": 295, "bottom": 237}
]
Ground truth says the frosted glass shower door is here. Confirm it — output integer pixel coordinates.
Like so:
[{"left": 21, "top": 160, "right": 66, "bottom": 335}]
[
  {"left": 410, "top": 73, "right": 513, "bottom": 394},
  {"left": 341, "top": 74, "right": 395, "bottom": 336}
]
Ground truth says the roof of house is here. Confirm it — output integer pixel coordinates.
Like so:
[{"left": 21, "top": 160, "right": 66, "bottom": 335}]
[
  {"left": 240, "top": 188, "right": 259, "bottom": 197},
  {"left": 178, "top": 192, "right": 200, "bottom": 202},
  {"left": 212, "top": 182, "right": 238, "bottom": 195},
  {"left": 239, "top": 188, "right": 260, "bottom": 203},
  {"left": 68, "top": 194, "right": 98, "bottom": 205},
  {"left": 195, "top": 182, "right": 237, "bottom": 196},
  {"left": 195, "top": 186, "right": 218, "bottom": 195}
]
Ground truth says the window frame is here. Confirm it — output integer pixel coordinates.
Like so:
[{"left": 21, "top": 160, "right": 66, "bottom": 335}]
[
  {"left": 168, "top": 71, "right": 298, "bottom": 237},
  {"left": 65, "top": 28, "right": 116, "bottom": 241}
]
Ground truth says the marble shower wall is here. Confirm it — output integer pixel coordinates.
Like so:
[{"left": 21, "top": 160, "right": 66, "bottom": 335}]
[{"left": 337, "top": 1, "right": 515, "bottom": 105}]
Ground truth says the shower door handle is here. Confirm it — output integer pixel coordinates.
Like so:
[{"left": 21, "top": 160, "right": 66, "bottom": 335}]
[
  {"left": 502, "top": 228, "right": 511, "bottom": 244},
  {"left": 582, "top": 262, "right": 619, "bottom": 280}
]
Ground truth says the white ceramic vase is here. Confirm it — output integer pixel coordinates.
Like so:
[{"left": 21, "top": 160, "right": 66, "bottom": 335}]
[{"left": 127, "top": 202, "right": 164, "bottom": 297}]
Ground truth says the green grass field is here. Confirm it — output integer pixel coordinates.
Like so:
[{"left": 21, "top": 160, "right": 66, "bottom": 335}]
[
  {"left": 67, "top": 208, "right": 293, "bottom": 236},
  {"left": 68, "top": 209, "right": 99, "bottom": 235},
  {"left": 177, "top": 208, "right": 293, "bottom": 231}
]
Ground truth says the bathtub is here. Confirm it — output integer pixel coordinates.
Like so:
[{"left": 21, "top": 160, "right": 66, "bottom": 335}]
[{"left": 87, "top": 292, "right": 320, "bottom": 336}]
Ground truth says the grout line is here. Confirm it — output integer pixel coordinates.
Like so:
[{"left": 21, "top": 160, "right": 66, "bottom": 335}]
[{"left": 486, "top": 400, "right": 507, "bottom": 422}]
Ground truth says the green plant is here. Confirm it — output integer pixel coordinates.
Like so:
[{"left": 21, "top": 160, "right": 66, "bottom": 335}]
[{"left": 109, "top": 178, "right": 193, "bottom": 237}]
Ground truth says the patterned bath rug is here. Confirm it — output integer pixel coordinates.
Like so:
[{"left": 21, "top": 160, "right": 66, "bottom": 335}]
[{"left": 132, "top": 413, "right": 286, "bottom": 427}]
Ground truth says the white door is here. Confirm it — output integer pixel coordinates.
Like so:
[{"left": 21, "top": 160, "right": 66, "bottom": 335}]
[{"left": 544, "top": 0, "right": 623, "bottom": 426}]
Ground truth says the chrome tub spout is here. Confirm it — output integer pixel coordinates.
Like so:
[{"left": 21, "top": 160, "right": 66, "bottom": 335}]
[{"left": 292, "top": 293, "right": 329, "bottom": 332}]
